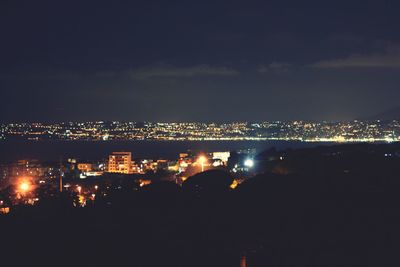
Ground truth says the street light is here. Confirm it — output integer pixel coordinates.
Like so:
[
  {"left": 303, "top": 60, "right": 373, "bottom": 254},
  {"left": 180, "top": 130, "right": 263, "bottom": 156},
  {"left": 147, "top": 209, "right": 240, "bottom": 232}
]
[
  {"left": 244, "top": 159, "right": 254, "bottom": 168},
  {"left": 17, "top": 178, "right": 32, "bottom": 194},
  {"left": 198, "top": 155, "right": 207, "bottom": 172},
  {"left": 19, "top": 182, "right": 30, "bottom": 192}
]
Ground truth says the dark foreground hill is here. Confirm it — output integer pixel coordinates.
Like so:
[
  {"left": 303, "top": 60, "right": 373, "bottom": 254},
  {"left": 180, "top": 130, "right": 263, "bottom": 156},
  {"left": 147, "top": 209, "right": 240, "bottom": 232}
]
[{"left": 2, "top": 143, "right": 400, "bottom": 266}]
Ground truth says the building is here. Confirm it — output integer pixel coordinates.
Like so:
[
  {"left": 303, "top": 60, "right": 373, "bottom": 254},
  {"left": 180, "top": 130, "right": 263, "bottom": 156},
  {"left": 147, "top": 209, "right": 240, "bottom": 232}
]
[
  {"left": 212, "top": 152, "right": 231, "bottom": 164},
  {"left": 179, "top": 153, "right": 189, "bottom": 159},
  {"left": 77, "top": 163, "right": 93, "bottom": 172},
  {"left": 107, "top": 152, "right": 133, "bottom": 174},
  {"left": 156, "top": 159, "right": 168, "bottom": 171}
]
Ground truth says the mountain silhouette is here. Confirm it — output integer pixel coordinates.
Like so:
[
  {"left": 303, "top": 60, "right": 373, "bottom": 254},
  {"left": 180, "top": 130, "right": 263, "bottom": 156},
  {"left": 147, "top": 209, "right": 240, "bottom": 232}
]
[{"left": 362, "top": 106, "right": 400, "bottom": 120}]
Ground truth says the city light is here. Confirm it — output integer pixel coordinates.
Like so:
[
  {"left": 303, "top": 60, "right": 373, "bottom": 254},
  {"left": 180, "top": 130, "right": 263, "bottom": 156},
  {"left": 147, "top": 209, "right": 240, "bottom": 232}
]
[
  {"left": 244, "top": 159, "right": 254, "bottom": 168},
  {"left": 19, "top": 182, "right": 30, "bottom": 192},
  {"left": 17, "top": 179, "right": 33, "bottom": 194},
  {"left": 230, "top": 179, "right": 240, "bottom": 189},
  {"left": 198, "top": 155, "right": 207, "bottom": 164},
  {"left": 197, "top": 155, "right": 207, "bottom": 172},
  {"left": 2, "top": 120, "right": 400, "bottom": 142}
]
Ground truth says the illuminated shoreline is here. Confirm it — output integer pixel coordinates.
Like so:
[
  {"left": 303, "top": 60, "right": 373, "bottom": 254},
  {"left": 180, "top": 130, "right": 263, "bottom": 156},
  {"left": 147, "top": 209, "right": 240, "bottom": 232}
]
[
  {"left": 1, "top": 120, "right": 399, "bottom": 143},
  {"left": 0, "top": 136, "right": 398, "bottom": 143}
]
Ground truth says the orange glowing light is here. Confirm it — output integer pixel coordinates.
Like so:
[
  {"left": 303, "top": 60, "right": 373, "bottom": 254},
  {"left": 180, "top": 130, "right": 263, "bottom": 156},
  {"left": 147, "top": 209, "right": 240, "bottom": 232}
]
[
  {"left": 78, "top": 195, "right": 86, "bottom": 206},
  {"left": 139, "top": 179, "right": 152, "bottom": 187},
  {"left": 0, "top": 207, "right": 10, "bottom": 214},
  {"left": 197, "top": 155, "right": 207, "bottom": 172},
  {"left": 230, "top": 179, "right": 240, "bottom": 189},
  {"left": 198, "top": 155, "right": 207, "bottom": 164},
  {"left": 19, "top": 181, "right": 31, "bottom": 192}
]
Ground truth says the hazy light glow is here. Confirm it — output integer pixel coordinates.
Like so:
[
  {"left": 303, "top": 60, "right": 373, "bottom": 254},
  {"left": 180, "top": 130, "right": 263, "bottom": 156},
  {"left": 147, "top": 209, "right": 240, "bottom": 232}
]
[
  {"left": 17, "top": 179, "right": 32, "bottom": 193},
  {"left": 244, "top": 159, "right": 254, "bottom": 168},
  {"left": 230, "top": 179, "right": 239, "bottom": 189},
  {"left": 20, "top": 182, "right": 30, "bottom": 191},
  {"left": 197, "top": 155, "right": 207, "bottom": 172},
  {"left": 198, "top": 155, "right": 207, "bottom": 164}
]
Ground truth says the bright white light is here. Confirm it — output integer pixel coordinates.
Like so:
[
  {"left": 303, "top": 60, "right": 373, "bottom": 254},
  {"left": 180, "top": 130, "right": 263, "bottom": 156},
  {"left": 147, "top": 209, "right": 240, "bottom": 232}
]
[
  {"left": 244, "top": 159, "right": 254, "bottom": 168},
  {"left": 213, "top": 161, "right": 222, "bottom": 167}
]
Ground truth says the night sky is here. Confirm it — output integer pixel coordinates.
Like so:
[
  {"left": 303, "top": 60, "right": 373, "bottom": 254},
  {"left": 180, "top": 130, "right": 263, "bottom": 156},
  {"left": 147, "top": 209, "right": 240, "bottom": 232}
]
[{"left": 1, "top": 0, "right": 400, "bottom": 122}]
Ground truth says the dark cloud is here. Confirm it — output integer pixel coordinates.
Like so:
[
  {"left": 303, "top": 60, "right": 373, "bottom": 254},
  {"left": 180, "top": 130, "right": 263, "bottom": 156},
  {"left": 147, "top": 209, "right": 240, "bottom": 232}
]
[
  {"left": 0, "top": 71, "right": 81, "bottom": 81},
  {"left": 258, "top": 63, "right": 292, "bottom": 74},
  {"left": 127, "top": 65, "right": 239, "bottom": 80},
  {"left": 312, "top": 45, "right": 400, "bottom": 68},
  {"left": 1, "top": 0, "right": 400, "bottom": 122}
]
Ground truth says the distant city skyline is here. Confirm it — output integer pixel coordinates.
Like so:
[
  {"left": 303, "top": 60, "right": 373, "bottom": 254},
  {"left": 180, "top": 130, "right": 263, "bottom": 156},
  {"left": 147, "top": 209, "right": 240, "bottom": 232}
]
[{"left": 2, "top": 120, "right": 399, "bottom": 142}]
